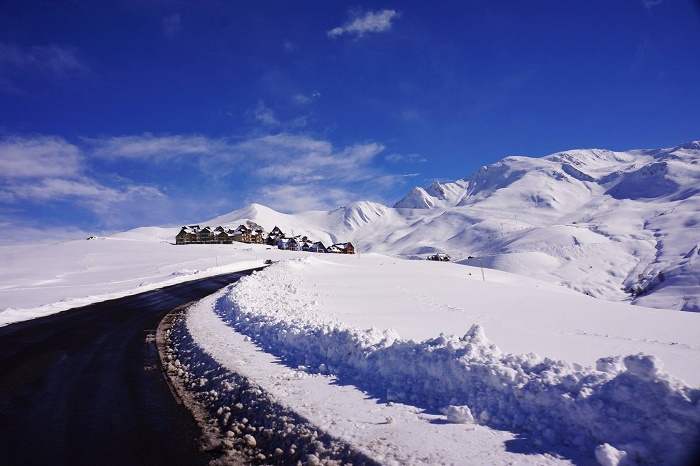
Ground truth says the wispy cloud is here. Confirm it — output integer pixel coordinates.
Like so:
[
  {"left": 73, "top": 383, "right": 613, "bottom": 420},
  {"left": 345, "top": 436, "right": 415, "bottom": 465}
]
[
  {"left": 255, "top": 184, "right": 353, "bottom": 213},
  {"left": 641, "top": 0, "right": 665, "bottom": 10},
  {"left": 0, "top": 42, "right": 91, "bottom": 93},
  {"left": 247, "top": 99, "right": 313, "bottom": 130},
  {"left": 243, "top": 134, "right": 384, "bottom": 183},
  {"left": 0, "top": 134, "right": 168, "bottom": 235},
  {"left": 328, "top": 9, "right": 399, "bottom": 39},
  {"left": 0, "top": 43, "right": 90, "bottom": 76},
  {"left": 292, "top": 92, "right": 321, "bottom": 105},
  {"left": 282, "top": 40, "right": 299, "bottom": 53},
  {"left": 162, "top": 13, "right": 182, "bottom": 38},
  {"left": 631, "top": 37, "right": 654, "bottom": 72},
  {"left": 88, "top": 133, "right": 236, "bottom": 162},
  {"left": 4, "top": 177, "right": 163, "bottom": 204},
  {"left": 1, "top": 130, "right": 414, "bottom": 237},
  {"left": 0, "top": 135, "right": 82, "bottom": 178},
  {"left": 84, "top": 132, "right": 394, "bottom": 211},
  {"left": 252, "top": 100, "right": 281, "bottom": 127},
  {"left": 385, "top": 153, "right": 427, "bottom": 164}
]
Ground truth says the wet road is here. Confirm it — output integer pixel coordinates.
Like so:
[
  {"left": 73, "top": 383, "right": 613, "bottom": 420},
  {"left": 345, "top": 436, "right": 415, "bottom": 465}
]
[{"left": 0, "top": 269, "right": 262, "bottom": 465}]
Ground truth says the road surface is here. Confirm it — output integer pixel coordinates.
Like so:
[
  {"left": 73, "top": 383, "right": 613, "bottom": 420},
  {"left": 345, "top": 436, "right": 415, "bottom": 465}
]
[{"left": 0, "top": 269, "right": 262, "bottom": 465}]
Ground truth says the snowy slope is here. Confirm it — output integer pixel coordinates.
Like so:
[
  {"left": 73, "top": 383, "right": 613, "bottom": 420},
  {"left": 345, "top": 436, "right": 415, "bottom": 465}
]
[
  {"left": 208, "top": 141, "right": 700, "bottom": 312},
  {"left": 178, "top": 255, "right": 700, "bottom": 465},
  {"left": 0, "top": 232, "right": 271, "bottom": 325}
]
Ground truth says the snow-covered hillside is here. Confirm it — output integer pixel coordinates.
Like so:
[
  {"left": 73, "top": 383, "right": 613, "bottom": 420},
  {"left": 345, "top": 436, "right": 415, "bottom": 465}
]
[
  {"left": 204, "top": 141, "right": 700, "bottom": 312},
  {"left": 177, "top": 255, "right": 700, "bottom": 465}
]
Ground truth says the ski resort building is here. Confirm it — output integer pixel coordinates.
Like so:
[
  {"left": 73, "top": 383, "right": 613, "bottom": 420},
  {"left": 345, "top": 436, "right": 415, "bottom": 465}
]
[
  {"left": 176, "top": 224, "right": 354, "bottom": 254},
  {"left": 329, "top": 242, "right": 355, "bottom": 254}
]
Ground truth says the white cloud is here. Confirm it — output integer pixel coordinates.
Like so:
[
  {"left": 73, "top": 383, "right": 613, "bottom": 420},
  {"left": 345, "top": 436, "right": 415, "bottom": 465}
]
[
  {"left": 0, "top": 135, "right": 82, "bottom": 179},
  {"left": 235, "top": 133, "right": 332, "bottom": 161},
  {"left": 256, "top": 184, "right": 354, "bottom": 213},
  {"left": 162, "top": 13, "right": 182, "bottom": 38},
  {"left": 232, "top": 135, "right": 393, "bottom": 212},
  {"left": 245, "top": 134, "right": 385, "bottom": 183},
  {"left": 398, "top": 108, "right": 421, "bottom": 121},
  {"left": 252, "top": 101, "right": 281, "bottom": 127},
  {"left": 89, "top": 133, "right": 236, "bottom": 162},
  {"left": 642, "top": 0, "right": 665, "bottom": 9},
  {"left": 0, "top": 42, "right": 91, "bottom": 90},
  {"left": 1, "top": 131, "right": 414, "bottom": 236},
  {"left": 328, "top": 9, "right": 399, "bottom": 39},
  {"left": 292, "top": 94, "right": 311, "bottom": 105},
  {"left": 283, "top": 40, "right": 299, "bottom": 53},
  {"left": 0, "top": 134, "right": 168, "bottom": 231},
  {"left": 90, "top": 131, "right": 391, "bottom": 191},
  {"left": 0, "top": 43, "right": 90, "bottom": 75},
  {"left": 292, "top": 92, "right": 321, "bottom": 105},
  {"left": 385, "top": 153, "right": 427, "bottom": 163},
  {"left": 84, "top": 132, "right": 389, "bottom": 193},
  {"left": 3, "top": 177, "right": 164, "bottom": 204}
]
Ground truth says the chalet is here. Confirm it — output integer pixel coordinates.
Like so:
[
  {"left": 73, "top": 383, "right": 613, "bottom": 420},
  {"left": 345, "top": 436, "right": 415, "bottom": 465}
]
[
  {"left": 309, "top": 242, "right": 327, "bottom": 253},
  {"left": 233, "top": 224, "right": 252, "bottom": 243},
  {"left": 175, "top": 223, "right": 356, "bottom": 256},
  {"left": 176, "top": 225, "right": 202, "bottom": 245},
  {"left": 267, "top": 226, "right": 285, "bottom": 246},
  {"left": 250, "top": 228, "right": 266, "bottom": 244},
  {"left": 278, "top": 236, "right": 314, "bottom": 251},
  {"left": 214, "top": 226, "right": 234, "bottom": 244},
  {"left": 176, "top": 226, "right": 191, "bottom": 245},
  {"left": 199, "top": 226, "right": 213, "bottom": 243},
  {"left": 331, "top": 242, "right": 355, "bottom": 254}
]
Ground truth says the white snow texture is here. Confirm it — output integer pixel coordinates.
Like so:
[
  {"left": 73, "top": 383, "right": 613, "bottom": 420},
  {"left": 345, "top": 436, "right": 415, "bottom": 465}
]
[{"left": 208, "top": 259, "right": 700, "bottom": 465}]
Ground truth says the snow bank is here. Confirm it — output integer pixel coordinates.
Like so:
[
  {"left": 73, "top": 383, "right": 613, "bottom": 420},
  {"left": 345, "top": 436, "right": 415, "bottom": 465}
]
[
  {"left": 212, "top": 259, "right": 700, "bottom": 465},
  {"left": 165, "top": 311, "right": 381, "bottom": 465}
]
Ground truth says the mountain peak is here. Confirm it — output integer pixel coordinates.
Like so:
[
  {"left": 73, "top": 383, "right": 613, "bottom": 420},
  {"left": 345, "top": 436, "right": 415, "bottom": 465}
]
[
  {"left": 394, "top": 186, "right": 435, "bottom": 209},
  {"left": 671, "top": 141, "right": 700, "bottom": 152}
]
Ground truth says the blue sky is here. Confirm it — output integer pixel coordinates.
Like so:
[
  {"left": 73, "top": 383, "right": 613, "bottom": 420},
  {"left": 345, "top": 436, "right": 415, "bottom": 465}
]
[{"left": 1, "top": 0, "right": 699, "bottom": 243}]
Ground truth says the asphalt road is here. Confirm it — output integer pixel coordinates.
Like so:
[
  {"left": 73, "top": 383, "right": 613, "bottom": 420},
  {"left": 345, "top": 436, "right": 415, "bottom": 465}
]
[{"left": 0, "top": 269, "right": 262, "bottom": 465}]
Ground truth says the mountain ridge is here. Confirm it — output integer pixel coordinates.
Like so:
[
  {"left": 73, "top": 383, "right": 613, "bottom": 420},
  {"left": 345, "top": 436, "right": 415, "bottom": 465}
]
[{"left": 194, "top": 141, "right": 700, "bottom": 312}]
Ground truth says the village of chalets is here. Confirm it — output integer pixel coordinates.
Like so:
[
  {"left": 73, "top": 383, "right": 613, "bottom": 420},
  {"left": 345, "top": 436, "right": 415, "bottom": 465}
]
[{"left": 176, "top": 223, "right": 355, "bottom": 254}]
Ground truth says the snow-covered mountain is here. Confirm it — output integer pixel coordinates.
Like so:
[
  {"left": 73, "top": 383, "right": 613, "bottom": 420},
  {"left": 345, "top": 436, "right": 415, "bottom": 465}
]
[{"left": 202, "top": 141, "right": 700, "bottom": 312}]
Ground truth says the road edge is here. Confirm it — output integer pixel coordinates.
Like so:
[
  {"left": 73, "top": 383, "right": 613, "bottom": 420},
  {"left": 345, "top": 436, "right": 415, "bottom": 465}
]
[
  {"left": 156, "top": 301, "right": 250, "bottom": 465},
  {"left": 156, "top": 289, "right": 383, "bottom": 465}
]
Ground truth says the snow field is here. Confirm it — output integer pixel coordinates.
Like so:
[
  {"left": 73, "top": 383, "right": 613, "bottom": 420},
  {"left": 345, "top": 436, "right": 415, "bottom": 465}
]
[
  {"left": 194, "top": 257, "right": 700, "bottom": 465},
  {"left": 181, "top": 286, "right": 574, "bottom": 465},
  {"left": 0, "top": 232, "right": 286, "bottom": 326}
]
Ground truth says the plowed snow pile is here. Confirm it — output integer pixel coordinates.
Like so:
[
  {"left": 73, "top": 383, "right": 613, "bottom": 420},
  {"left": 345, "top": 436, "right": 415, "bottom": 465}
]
[{"left": 183, "top": 255, "right": 700, "bottom": 465}]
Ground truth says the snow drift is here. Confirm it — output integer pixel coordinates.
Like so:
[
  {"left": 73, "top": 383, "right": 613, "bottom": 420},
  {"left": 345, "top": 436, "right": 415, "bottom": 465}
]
[{"left": 198, "top": 259, "right": 700, "bottom": 465}]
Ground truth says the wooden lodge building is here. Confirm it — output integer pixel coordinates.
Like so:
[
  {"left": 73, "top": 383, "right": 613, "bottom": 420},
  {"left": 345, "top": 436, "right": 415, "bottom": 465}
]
[
  {"left": 175, "top": 224, "right": 265, "bottom": 245},
  {"left": 176, "top": 224, "right": 355, "bottom": 254}
]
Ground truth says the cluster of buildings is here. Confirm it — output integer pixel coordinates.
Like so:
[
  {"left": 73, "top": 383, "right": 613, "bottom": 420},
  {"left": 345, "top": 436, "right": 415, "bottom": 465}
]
[{"left": 175, "top": 224, "right": 355, "bottom": 254}]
